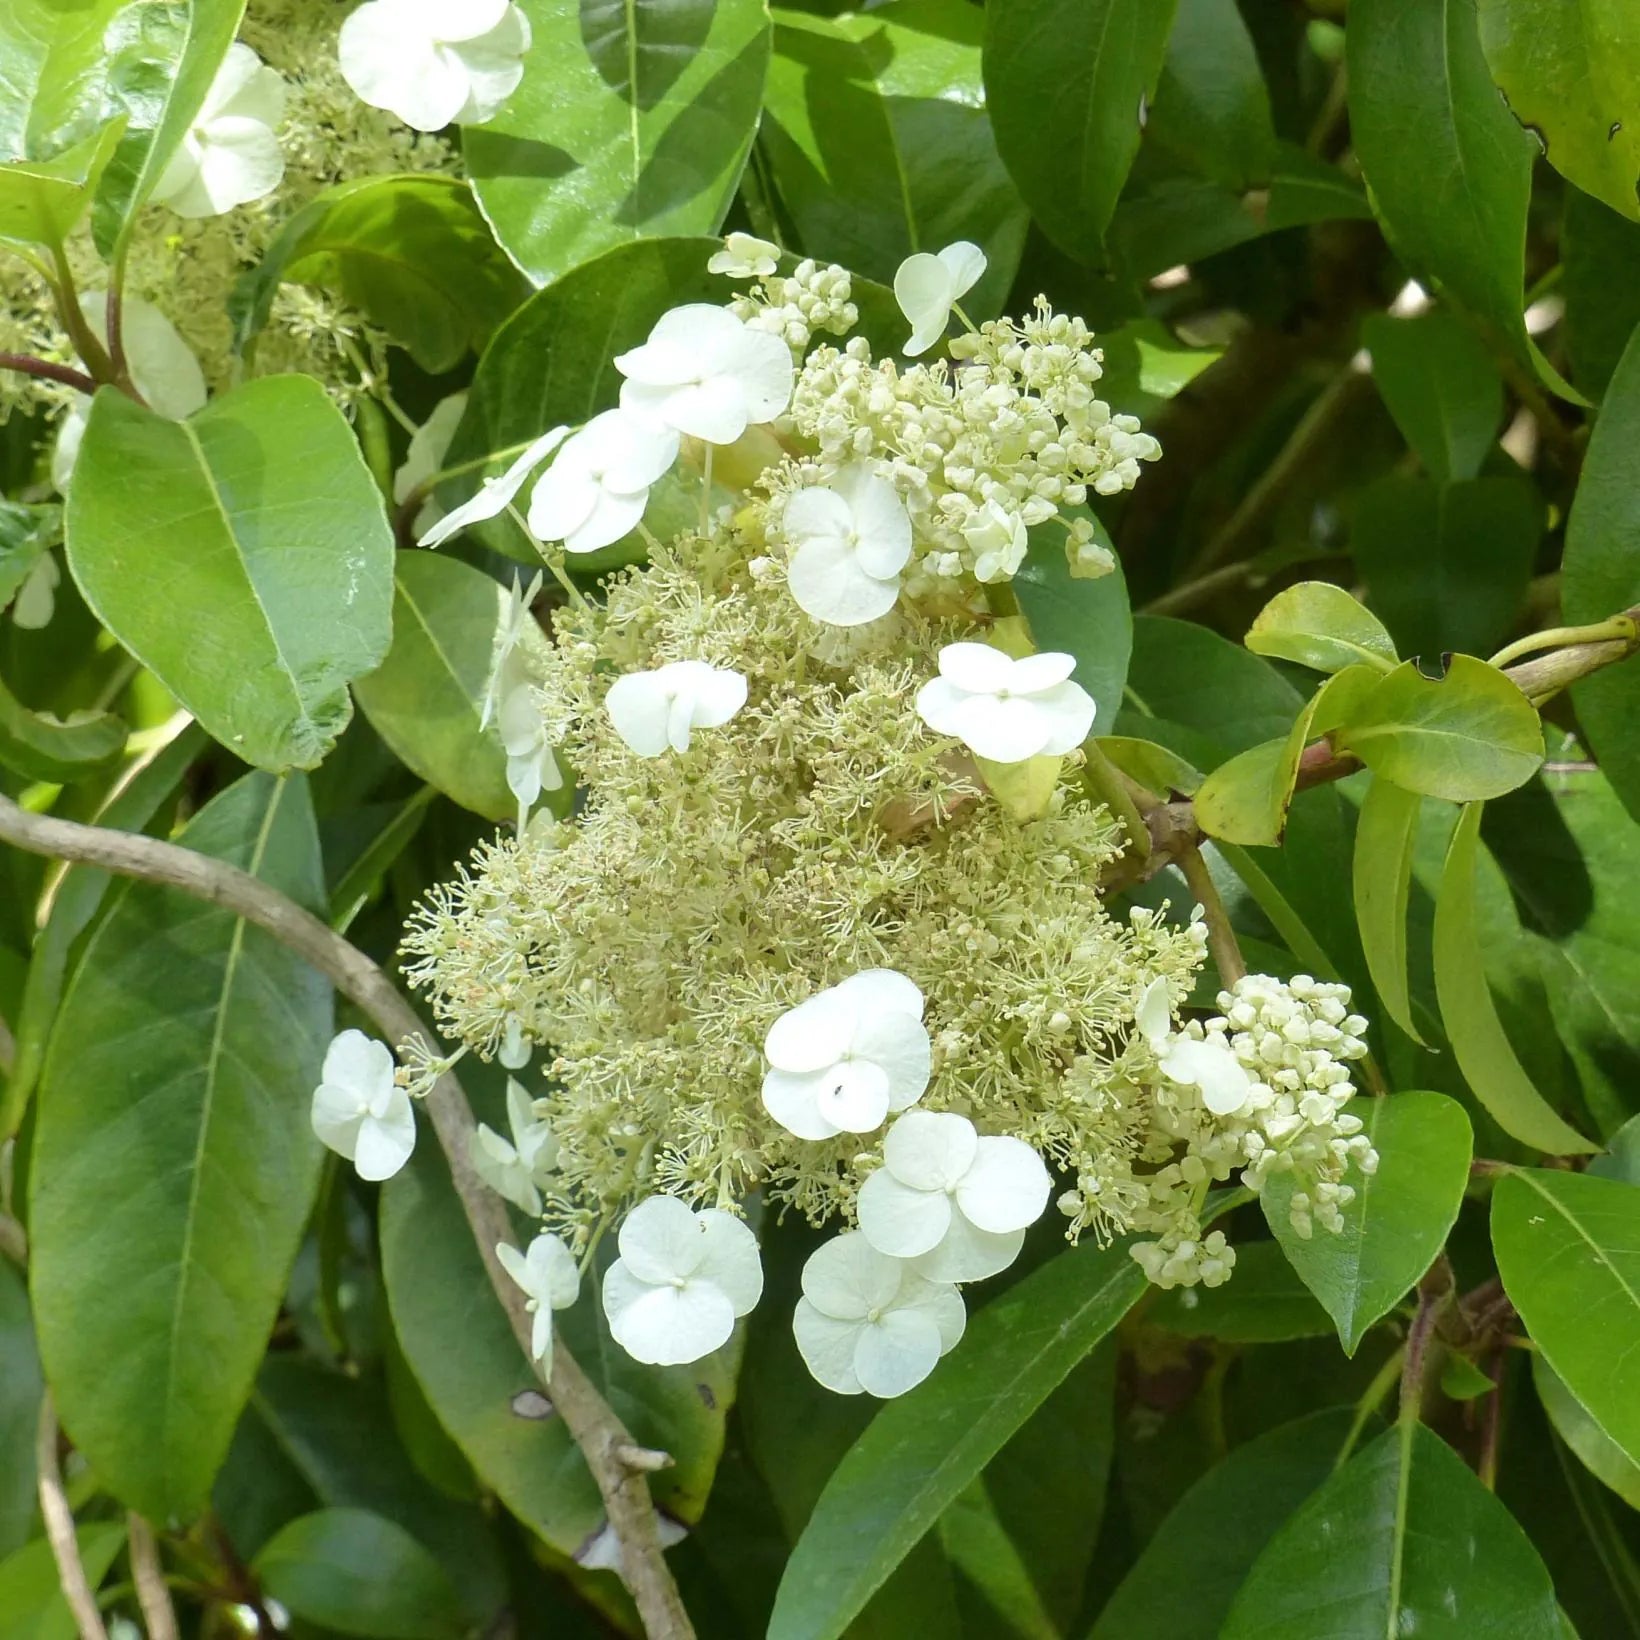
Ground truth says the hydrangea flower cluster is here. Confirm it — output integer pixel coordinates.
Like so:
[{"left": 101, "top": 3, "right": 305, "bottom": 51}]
[{"left": 308, "top": 238, "right": 1376, "bottom": 1399}]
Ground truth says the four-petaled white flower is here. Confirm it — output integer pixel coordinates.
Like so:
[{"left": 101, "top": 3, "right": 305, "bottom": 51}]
[
  {"left": 602, "top": 1196, "right": 764, "bottom": 1365},
  {"left": 792, "top": 1231, "right": 965, "bottom": 1398},
  {"left": 783, "top": 465, "right": 912, "bottom": 627},
  {"left": 615, "top": 305, "right": 795, "bottom": 444},
  {"left": 310, "top": 1030, "right": 417, "bottom": 1182},
  {"left": 471, "top": 1078, "right": 560, "bottom": 1214},
  {"left": 1136, "top": 977, "right": 1254, "bottom": 1117},
  {"left": 762, "top": 969, "right": 931, "bottom": 1140},
  {"left": 498, "top": 682, "right": 563, "bottom": 829},
  {"left": 894, "top": 241, "right": 986, "bottom": 357},
  {"left": 916, "top": 643, "right": 1096, "bottom": 764},
  {"left": 708, "top": 233, "right": 781, "bottom": 279},
  {"left": 527, "top": 408, "right": 679, "bottom": 554},
  {"left": 605, "top": 660, "right": 747, "bottom": 758},
  {"left": 857, "top": 1110, "right": 1051, "bottom": 1282},
  {"left": 151, "top": 43, "right": 287, "bottom": 219},
  {"left": 419, "top": 426, "right": 568, "bottom": 549},
  {"left": 480, "top": 570, "right": 541, "bottom": 731},
  {"left": 394, "top": 391, "right": 467, "bottom": 538},
  {"left": 338, "top": 0, "right": 532, "bottom": 132},
  {"left": 496, "top": 1233, "right": 580, "bottom": 1369},
  {"left": 962, "top": 498, "right": 1029, "bottom": 584}
]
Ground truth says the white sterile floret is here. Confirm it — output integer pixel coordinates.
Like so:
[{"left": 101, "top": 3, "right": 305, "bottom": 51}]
[
  {"left": 471, "top": 1078, "right": 560, "bottom": 1214},
  {"left": 150, "top": 43, "right": 287, "bottom": 219},
  {"left": 894, "top": 240, "right": 986, "bottom": 356},
  {"left": 858, "top": 1110, "right": 1051, "bottom": 1282},
  {"left": 615, "top": 305, "right": 795, "bottom": 444},
  {"left": 708, "top": 232, "right": 780, "bottom": 278},
  {"left": 310, "top": 1030, "right": 416, "bottom": 1182},
  {"left": 1136, "top": 976, "right": 1254, "bottom": 1117},
  {"left": 793, "top": 1231, "right": 965, "bottom": 1398},
  {"left": 961, "top": 498, "right": 1029, "bottom": 584},
  {"left": 782, "top": 464, "right": 912, "bottom": 626},
  {"left": 526, "top": 408, "right": 679, "bottom": 553},
  {"left": 393, "top": 392, "right": 467, "bottom": 538},
  {"left": 498, "top": 683, "right": 563, "bottom": 829},
  {"left": 762, "top": 969, "right": 931, "bottom": 1139},
  {"left": 498, "top": 1014, "right": 531, "bottom": 1071},
  {"left": 915, "top": 643, "right": 1096, "bottom": 764},
  {"left": 419, "top": 427, "right": 569, "bottom": 548},
  {"left": 496, "top": 1233, "right": 579, "bottom": 1367},
  {"left": 338, "top": 0, "right": 531, "bottom": 132},
  {"left": 605, "top": 660, "right": 747, "bottom": 758},
  {"left": 602, "top": 1196, "right": 763, "bottom": 1365},
  {"left": 10, "top": 554, "right": 58, "bottom": 630},
  {"left": 480, "top": 571, "right": 541, "bottom": 731}
]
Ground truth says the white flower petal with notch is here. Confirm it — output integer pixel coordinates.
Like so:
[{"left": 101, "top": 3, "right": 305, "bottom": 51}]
[
  {"left": 894, "top": 240, "right": 986, "bottom": 356},
  {"left": 419, "top": 427, "right": 568, "bottom": 548}
]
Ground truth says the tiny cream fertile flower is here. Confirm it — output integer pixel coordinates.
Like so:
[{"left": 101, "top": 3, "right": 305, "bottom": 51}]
[
  {"left": 526, "top": 408, "right": 679, "bottom": 554},
  {"left": 605, "top": 660, "right": 747, "bottom": 758},
  {"left": 615, "top": 305, "right": 795, "bottom": 444},
  {"left": 857, "top": 1110, "right": 1051, "bottom": 1282},
  {"left": 762, "top": 969, "right": 931, "bottom": 1139},
  {"left": 783, "top": 465, "right": 912, "bottom": 627},
  {"left": 915, "top": 643, "right": 1096, "bottom": 763},
  {"left": 470, "top": 1078, "right": 559, "bottom": 1214},
  {"left": 961, "top": 498, "right": 1029, "bottom": 584},
  {"left": 151, "top": 43, "right": 287, "bottom": 219},
  {"left": 602, "top": 1197, "right": 763, "bottom": 1365},
  {"left": 310, "top": 1030, "right": 416, "bottom": 1182},
  {"left": 338, "top": 0, "right": 531, "bottom": 132},
  {"left": 792, "top": 1232, "right": 965, "bottom": 1398},
  {"left": 496, "top": 1233, "right": 579, "bottom": 1368},
  {"left": 393, "top": 392, "right": 467, "bottom": 538},
  {"left": 419, "top": 427, "right": 569, "bottom": 549},
  {"left": 894, "top": 241, "right": 986, "bottom": 356},
  {"left": 1136, "top": 976, "right": 1254, "bottom": 1117},
  {"left": 498, "top": 683, "right": 563, "bottom": 829},
  {"left": 708, "top": 232, "right": 781, "bottom": 278}
]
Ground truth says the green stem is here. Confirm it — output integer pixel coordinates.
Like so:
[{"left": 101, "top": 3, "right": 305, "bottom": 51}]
[
  {"left": 47, "top": 241, "right": 116, "bottom": 388},
  {"left": 1082, "top": 740, "right": 1151, "bottom": 860},
  {"left": 1488, "top": 614, "right": 1638, "bottom": 670},
  {"left": 1178, "top": 846, "right": 1246, "bottom": 986},
  {"left": 1335, "top": 1346, "right": 1405, "bottom": 1470}
]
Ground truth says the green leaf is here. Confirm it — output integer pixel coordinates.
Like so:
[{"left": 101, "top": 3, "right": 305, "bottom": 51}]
[
  {"left": 1222, "top": 1420, "right": 1563, "bottom": 1639},
  {"left": 1263, "top": 1092, "right": 1472, "bottom": 1354},
  {"left": 1245, "top": 580, "right": 1399, "bottom": 676},
  {"left": 1148, "top": 1240, "right": 1333, "bottom": 1342},
  {"left": 1353, "top": 774, "right": 1425, "bottom": 1042},
  {"left": 1090, "top": 1409, "right": 1355, "bottom": 1640},
  {"left": 0, "top": 121, "right": 125, "bottom": 246},
  {"left": 1147, "top": 0, "right": 1275, "bottom": 189},
  {"left": 1334, "top": 656, "right": 1544, "bottom": 802},
  {"left": 1435, "top": 805, "right": 1597, "bottom": 1154},
  {"left": 0, "top": 670, "right": 126, "bottom": 784},
  {"left": 1564, "top": 327, "right": 1640, "bottom": 824},
  {"left": 1494, "top": 1168, "right": 1640, "bottom": 1470},
  {"left": 1477, "top": 0, "right": 1640, "bottom": 223},
  {"left": 231, "top": 175, "right": 529, "bottom": 373},
  {"left": 766, "top": 1234, "right": 1148, "bottom": 1640},
  {"left": 0, "top": 1261, "right": 41, "bottom": 1558},
  {"left": 763, "top": 1, "right": 1026, "bottom": 313},
  {"left": 1535, "top": 1354, "right": 1640, "bottom": 1511},
  {"left": 0, "top": 500, "right": 58, "bottom": 614},
  {"left": 1362, "top": 310, "right": 1505, "bottom": 481},
  {"left": 66, "top": 376, "right": 394, "bottom": 772},
  {"left": 28, "top": 772, "right": 331, "bottom": 1521},
  {"left": 0, "top": 1524, "right": 126, "bottom": 1640},
  {"left": 1094, "top": 318, "right": 1223, "bottom": 422},
  {"left": 937, "top": 1480, "right": 1059, "bottom": 1640},
  {"left": 0, "top": 0, "right": 129, "bottom": 158},
  {"left": 353, "top": 554, "right": 517, "bottom": 822},
  {"left": 1095, "top": 735, "right": 1203, "bottom": 798},
  {"left": 1347, "top": 0, "right": 1535, "bottom": 367},
  {"left": 983, "top": 0, "right": 1179, "bottom": 261},
  {"left": 1563, "top": 186, "right": 1640, "bottom": 398},
  {"left": 465, "top": 0, "right": 768, "bottom": 287},
  {"left": 1352, "top": 474, "right": 1542, "bottom": 661},
  {"left": 255, "top": 1508, "right": 467, "bottom": 1640}
]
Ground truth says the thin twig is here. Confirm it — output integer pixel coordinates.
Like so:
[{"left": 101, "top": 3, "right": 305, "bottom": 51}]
[
  {"left": 1177, "top": 846, "right": 1246, "bottom": 986},
  {"left": 129, "top": 1515, "right": 180, "bottom": 1640},
  {"left": 0, "top": 795, "right": 693, "bottom": 1640},
  {"left": 37, "top": 1395, "right": 110, "bottom": 1640},
  {"left": 0, "top": 352, "right": 97, "bottom": 394}
]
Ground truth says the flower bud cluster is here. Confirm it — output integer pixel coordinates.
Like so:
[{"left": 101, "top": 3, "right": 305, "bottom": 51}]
[{"left": 729, "top": 258, "right": 860, "bottom": 354}]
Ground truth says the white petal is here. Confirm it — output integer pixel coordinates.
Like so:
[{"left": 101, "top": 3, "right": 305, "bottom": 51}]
[
  {"left": 904, "top": 1276, "right": 967, "bottom": 1354},
  {"left": 1009, "top": 652, "right": 1078, "bottom": 693},
  {"left": 936, "top": 241, "right": 987, "bottom": 301},
  {"left": 531, "top": 1306, "right": 553, "bottom": 1367},
  {"left": 394, "top": 392, "right": 467, "bottom": 504},
  {"left": 211, "top": 46, "right": 287, "bottom": 125},
  {"left": 353, "top": 1092, "right": 416, "bottom": 1181},
  {"left": 525, "top": 1233, "right": 581, "bottom": 1310},
  {"left": 668, "top": 660, "right": 746, "bottom": 729},
  {"left": 1135, "top": 976, "right": 1172, "bottom": 1046},
  {"left": 338, "top": 6, "right": 470, "bottom": 131},
  {"left": 834, "top": 967, "right": 924, "bottom": 1021},
  {"left": 799, "top": 1231, "right": 901, "bottom": 1322},
  {"left": 115, "top": 299, "right": 206, "bottom": 420},
  {"left": 575, "top": 407, "right": 679, "bottom": 490},
  {"left": 616, "top": 1195, "right": 707, "bottom": 1284},
  {"left": 424, "top": 426, "right": 568, "bottom": 546},
  {"left": 782, "top": 485, "right": 852, "bottom": 546},
  {"left": 1030, "top": 681, "right": 1097, "bottom": 755},
  {"left": 915, "top": 675, "right": 972, "bottom": 739},
  {"left": 938, "top": 642, "right": 1017, "bottom": 694},
  {"left": 853, "top": 1309, "right": 943, "bottom": 1398},
  {"left": 850, "top": 1010, "right": 932, "bottom": 1111},
  {"left": 606, "top": 1279, "right": 735, "bottom": 1365},
  {"left": 696, "top": 1211, "right": 763, "bottom": 1315},
  {"left": 912, "top": 1216, "right": 1024, "bottom": 1284},
  {"left": 498, "top": 1016, "right": 531, "bottom": 1070},
  {"left": 894, "top": 252, "right": 955, "bottom": 356},
  {"left": 721, "top": 323, "right": 796, "bottom": 422},
  {"left": 616, "top": 305, "right": 747, "bottom": 383},
  {"left": 404, "top": 0, "right": 512, "bottom": 42},
  {"left": 955, "top": 1137, "right": 1051, "bottom": 1234},
  {"left": 321, "top": 1029, "right": 396, "bottom": 1100},
  {"left": 175, "top": 116, "right": 285, "bottom": 216},
  {"left": 470, "top": 1125, "right": 539, "bottom": 1215},
  {"left": 787, "top": 537, "right": 899, "bottom": 627},
  {"left": 310, "top": 1083, "right": 364, "bottom": 1160},
  {"left": 953, "top": 694, "right": 1052, "bottom": 763},
  {"left": 525, "top": 458, "right": 599, "bottom": 545},
  {"left": 452, "top": 25, "right": 529, "bottom": 125},
  {"left": 496, "top": 1241, "right": 532, "bottom": 1297},
  {"left": 835, "top": 466, "right": 912, "bottom": 577},
  {"left": 882, "top": 1109, "right": 976, "bottom": 1191},
  {"left": 51, "top": 401, "right": 88, "bottom": 492},
  {"left": 792, "top": 1302, "right": 864, "bottom": 1394},
  {"left": 1161, "top": 1038, "right": 1255, "bottom": 1116},
  {"left": 761, "top": 1066, "right": 843, "bottom": 1140},
  {"left": 605, "top": 672, "right": 672, "bottom": 758},
  {"left": 856, "top": 1170, "right": 952, "bottom": 1259},
  {"left": 562, "top": 484, "right": 647, "bottom": 554},
  {"left": 622, "top": 375, "right": 747, "bottom": 445},
  {"left": 815, "top": 1059, "right": 892, "bottom": 1134},
  {"left": 765, "top": 985, "right": 858, "bottom": 1073}
]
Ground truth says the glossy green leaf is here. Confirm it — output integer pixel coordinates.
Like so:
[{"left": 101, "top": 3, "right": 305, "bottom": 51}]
[
  {"left": 0, "top": 1524, "right": 126, "bottom": 1640},
  {"left": 1223, "top": 1420, "right": 1562, "bottom": 1639},
  {"left": 1094, "top": 318, "right": 1223, "bottom": 422},
  {"left": 256, "top": 1508, "right": 466, "bottom": 1640},
  {"left": 1435, "top": 805, "right": 1596, "bottom": 1154},
  {"left": 1353, "top": 774, "right": 1425, "bottom": 1042},
  {"left": 466, "top": 0, "right": 768, "bottom": 287},
  {"left": 763, "top": 1, "right": 1026, "bottom": 314},
  {"left": 1477, "top": 0, "right": 1640, "bottom": 223},
  {"left": 983, "top": 0, "right": 1178, "bottom": 261},
  {"left": 1091, "top": 1409, "right": 1355, "bottom": 1640},
  {"left": 1245, "top": 580, "right": 1399, "bottom": 676},
  {"left": 353, "top": 554, "right": 516, "bottom": 822},
  {"left": 1564, "top": 327, "right": 1640, "bottom": 824},
  {"left": 29, "top": 772, "right": 331, "bottom": 1521},
  {"left": 1148, "top": 1240, "right": 1332, "bottom": 1342},
  {"left": 0, "top": 1261, "right": 41, "bottom": 1558},
  {"left": 1563, "top": 186, "right": 1640, "bottom": 398},
  {"left": 0, "top": 121, "right": 124, "bottom": 246},
  {"left": 232, "top": 175, "right": 529, "bottom": 373},
  {"left": 1495, "top": 1168, "right": 1640, "bottom": 1469},
  {"left": 1095, "top": 735, "right": 1203, "bottom": 798},
  {"left": 1264, "top": 1092, "right": 1472, "bottom": 1353},
  {"left": 1535, "top": 1355, "right": 1640, "bottom": 1511},
  {"left": 1348, "top": 0, "right": 1535, "bottom": 364},
  {"left": 66, "top": 376, "right": 394, "bottom": 772},
  {"left": 1362, "top": 310, "right": 1505, "bottom": 481},
  {"left": 0, "top": 501, "right": 58, "bottom": 614},
  {"left": 767, "top": 1234, "right": 1148, "bottom": 1640},
  {"left": 937, "top": 1480, "right": 1058, "bottom": 1640},
  {"left": 0, "top": 670, "right": 126, "bottom": 784},
  {"left": 1147, "top": 0, "right": 1275, "bottom": 189},
  {"left": 1335, "top": 656, "right": 1544, "bottom": 802},
  {"left": 0, "top": 0, "right": 131, "bottom": 158}
]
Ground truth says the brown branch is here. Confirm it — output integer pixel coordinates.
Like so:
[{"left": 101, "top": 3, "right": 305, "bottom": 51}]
[
  {"left": 1177, "top": 846, "right": 1246, "bottom": 986},
  {"left": 0, "top": 352, "right": 97, "bottom": 394},
  {"left": 37, "top": 1395, "right": 109, "bottom": 1640},
  {"left": 0, "top": 794, "right": 693, "bottom": 1640},
  {"left": 129, "top": 1514, "right": 179, "bottom": 1640}
]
